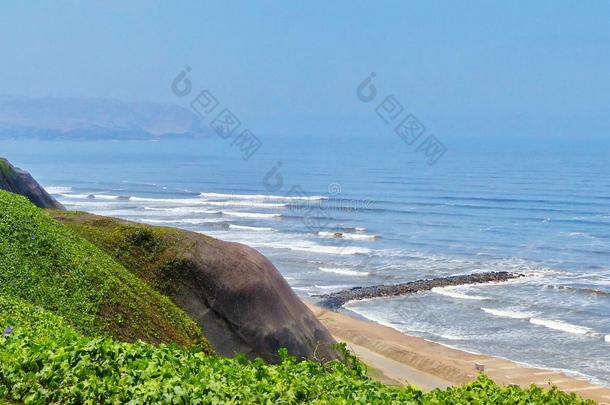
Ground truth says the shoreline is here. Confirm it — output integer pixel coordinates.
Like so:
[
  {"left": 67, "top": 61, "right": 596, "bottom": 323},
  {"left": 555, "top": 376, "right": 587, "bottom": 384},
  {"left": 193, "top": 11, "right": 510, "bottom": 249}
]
[{"left": 306, "top": 302, "right": 610, "bottom": 404}]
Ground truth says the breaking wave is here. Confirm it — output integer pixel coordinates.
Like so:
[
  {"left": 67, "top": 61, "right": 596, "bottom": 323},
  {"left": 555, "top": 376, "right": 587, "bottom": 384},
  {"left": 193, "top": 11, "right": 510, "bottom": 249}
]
[
  {"left": 317, "top": 231, "right": 379, "bottom": 240},
  {"left": 228, "top": 224, "right": 274, "bottom": 232},
  {"left": 318, "top": 267, "right": 370, "bottom": 276},
  {"left": 45, "top": 186, "right": 73, "bottom": 194},
  {"left": 222, "top": 211, "right": 281, "bottom": 219},
  {"left": 432, "top": 286, "right": 490, "bottom": 300},
  {"left": 482, "top": 308, "right": 598, "bottom": 336},
  {"left": 199, "top": 192, "right": 327, "bottom": 201}
]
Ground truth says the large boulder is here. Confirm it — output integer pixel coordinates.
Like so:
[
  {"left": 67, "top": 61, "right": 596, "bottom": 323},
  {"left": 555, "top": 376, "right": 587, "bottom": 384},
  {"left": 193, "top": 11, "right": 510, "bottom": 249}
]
[
  {"left": 53, "top": 212, "right": 339, "bottom": 363},
  {"left": 0, "top": 158, "right": 64, "bottom": 210}
]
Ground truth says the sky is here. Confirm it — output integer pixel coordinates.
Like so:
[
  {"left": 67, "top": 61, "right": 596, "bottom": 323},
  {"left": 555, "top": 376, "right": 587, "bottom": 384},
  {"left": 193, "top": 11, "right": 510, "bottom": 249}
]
[{"left": 1, "top": 0, "right": 609, "bottom": 139}]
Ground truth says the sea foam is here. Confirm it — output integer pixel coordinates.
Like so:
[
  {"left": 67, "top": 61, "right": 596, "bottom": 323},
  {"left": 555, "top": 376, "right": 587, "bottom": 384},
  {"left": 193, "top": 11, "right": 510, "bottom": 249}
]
[
  {"left": 222, "top": 211, "right": 281, "bottom": 219},
  {"left": 318, "top": 267, "right": 370, "bottom": 276},
  {"left": 199, "top": 192, "right": 327, "bottom": 201},
  {"left": 481, "top": 308, "right": 533, "bottom": 319},
  {"left": 432, "top": 286, "right": 490, "bottom": 300},
  {"left": 202, "top": 200, "right": 287, "bottom": 208},
  {"left": 317, "top": 231, "right": 379, "bottom": 240},
  {"left": 144, "top": 218, "right": 224, "bottom": 225},
  {"left": 529, "top": 318, "right": 593, "bottom": 336},
  {"left": 143, "top": 207, "right": 221, "bottom": 215},
  {"left": 229, "top": 224, "right": 274, "bottom": 232},
  {"left": 45, "top": 186, "right": 72, "bottom": 194},
  {"left": 482, "top": 308, "right": 595, "bottom": 336},
  {"left": 249, "top": 241, "right": 370, "bottom": 255}
]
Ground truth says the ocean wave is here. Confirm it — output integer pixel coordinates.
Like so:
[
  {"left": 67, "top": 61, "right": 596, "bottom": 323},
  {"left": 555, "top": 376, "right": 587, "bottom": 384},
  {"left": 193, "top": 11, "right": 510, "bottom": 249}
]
[
  {"left": 66, "top": 203, "right": 128, "bottom": 210},
  {"left": 61, "top": 193, "right": 288, "bottom": 209},
  {"left": 228, "top": 224, "right": 274, "bottom": 232},
  {"left": 431, "top": 286, "right": 490, "bottom": 300},
  {"left": 143, "top": 207, "right": 222, "bottom": 215},
  {"left": 95, "top": 194, "right": 130, "bottom": 200},
  {"left": 143, "top": 218, "right": 224, "bottom": 225},
  {"left": 481, "top": 308, "right": 533, "bottom": 319},
  {"left": 60, "top": 193, "right": 133, "bottom": 201},
  {"left": 317, "top": 231, "right": 379, "bottom": 240},
  {"left": 544, "top": 284, "right": 610, "bottom": 297},
  {"left": 290, "top": 244, "right": 370, "bottom": 256},
  {"left": 318, "top": 267, "right": 370, "bottom": 276},
  {"left": 469, "top": 268, "right": 554, "bottom": 287},
  {"left": 45, "top": 186, "right": 72, "bottom": 194},
  {"left": 605, "top": 335, "right": 610, "bottom": 343},
  {"left": 222, "top": 211, "right": 281, "bottom": 219},
  {"left": 314, "top": 284, "right": 353, "bottom": 290},
  {"left": 435, "top": 333, "right": 466, "bottom": 341},
  {"left": 292, "top": 286, "right": 315, "bottom": 292},
  {"left": 129, "top": 196, "right": 204, "bottom": 204},
  {"left": 561, "top": 231, "right": 594, "bottom": 238},
  {"left": 199, "top": 192, "right": 328, "bottom": 201},
  {"left": 529, "top": 318, "right": 593, "bottom": 336},
  {"left": 249, "top": 241, "right": 370, "bottom": 255},
  {"left": 482, "top": 307, "right": 597, "bottom": 336},
  {"left": 201, "top": 200, "right": 288, "bottom": 208},
  {"left": 60, "top": 193, "right": 94, "bottom": 199}
]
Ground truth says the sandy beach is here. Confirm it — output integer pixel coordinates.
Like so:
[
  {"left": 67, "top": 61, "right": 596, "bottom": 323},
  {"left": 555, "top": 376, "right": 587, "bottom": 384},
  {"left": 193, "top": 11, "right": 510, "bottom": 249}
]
[{"left": 307, "top": 304, "right": 610, "bottom": 404}]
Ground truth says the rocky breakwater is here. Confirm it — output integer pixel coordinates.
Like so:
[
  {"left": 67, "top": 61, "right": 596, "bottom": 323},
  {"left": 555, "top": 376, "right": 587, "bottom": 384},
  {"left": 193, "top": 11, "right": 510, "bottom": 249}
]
[{"left": 318, "top": 271, "right": 524, "bottom": 308}]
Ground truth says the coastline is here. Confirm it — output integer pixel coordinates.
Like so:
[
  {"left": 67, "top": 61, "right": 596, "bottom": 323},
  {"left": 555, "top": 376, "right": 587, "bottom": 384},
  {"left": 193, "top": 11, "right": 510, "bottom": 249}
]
[{"left": 306, "top": 302, "right": 610, "bottom": 404}]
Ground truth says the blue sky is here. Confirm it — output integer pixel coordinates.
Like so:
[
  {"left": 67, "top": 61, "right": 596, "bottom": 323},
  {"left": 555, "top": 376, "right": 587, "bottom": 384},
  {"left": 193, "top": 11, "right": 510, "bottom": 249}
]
[{"left": 1, "top": 1, "right": 609, "bottom": 138}]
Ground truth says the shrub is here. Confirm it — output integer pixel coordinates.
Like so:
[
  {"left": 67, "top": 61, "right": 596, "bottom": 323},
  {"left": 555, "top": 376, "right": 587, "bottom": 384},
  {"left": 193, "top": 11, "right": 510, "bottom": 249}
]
[{"left": 0, "top": 296, "right": 595, "bottom": 404}]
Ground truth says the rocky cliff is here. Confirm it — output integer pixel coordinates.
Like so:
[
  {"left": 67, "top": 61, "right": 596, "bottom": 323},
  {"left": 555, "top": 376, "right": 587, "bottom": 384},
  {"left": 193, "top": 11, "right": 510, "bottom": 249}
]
[{"left": 0, "top": 158, "right": 64, "bottom": 210}]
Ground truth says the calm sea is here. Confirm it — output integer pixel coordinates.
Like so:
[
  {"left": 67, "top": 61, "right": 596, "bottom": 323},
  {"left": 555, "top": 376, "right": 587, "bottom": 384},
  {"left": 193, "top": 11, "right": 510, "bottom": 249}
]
[{"left": 2, "top": 134, "right": 609, "bottom": 385}]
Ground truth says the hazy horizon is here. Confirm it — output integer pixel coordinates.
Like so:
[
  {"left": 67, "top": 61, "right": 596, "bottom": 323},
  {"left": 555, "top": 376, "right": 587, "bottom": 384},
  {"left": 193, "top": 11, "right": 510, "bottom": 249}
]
[{"left": 1, "top": 1, "right": 609, "bottom": 139}]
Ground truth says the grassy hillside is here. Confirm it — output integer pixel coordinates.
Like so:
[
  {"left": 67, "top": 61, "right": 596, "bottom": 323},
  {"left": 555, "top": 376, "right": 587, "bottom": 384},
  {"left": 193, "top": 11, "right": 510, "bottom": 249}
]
[
  {"left": 0, "top": 295, "right": 594, "bottom": 404},
  {"left": 0, "top": 190, "right": 211, "bottom": 352},
  {"left": 49, "top": 210, "right": 201, "bottom": 298}
]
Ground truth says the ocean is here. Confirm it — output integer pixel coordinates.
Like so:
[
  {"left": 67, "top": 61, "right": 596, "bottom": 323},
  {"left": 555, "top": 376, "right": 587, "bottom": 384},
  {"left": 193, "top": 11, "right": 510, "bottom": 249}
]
[{"left": 2, "top": 134, "right": 609, "bottom": 385}]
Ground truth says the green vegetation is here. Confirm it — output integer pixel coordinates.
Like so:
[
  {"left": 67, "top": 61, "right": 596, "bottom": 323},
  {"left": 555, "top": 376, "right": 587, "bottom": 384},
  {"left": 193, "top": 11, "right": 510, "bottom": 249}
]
[
  {"left": 0, "top": 190, "right": 597, "bottom": 403},
  {"left": 0, "top": 190, "right": 211, "bottom": 351},
  {"left": 0, "top": 295, "right": 594, "bottom": 404},
  {"left": 0, "top": 159, "right": 18, "bottom": 182},
  {"left": 49, "top": 210, "right": 199, "bottom": 297}
]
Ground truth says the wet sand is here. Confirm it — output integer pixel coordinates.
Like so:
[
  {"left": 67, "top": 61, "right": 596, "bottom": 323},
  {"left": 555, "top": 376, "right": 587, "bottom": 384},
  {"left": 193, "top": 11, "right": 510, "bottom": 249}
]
[{"left": 308, "top": 304, "right": 610, "bottom": 404}]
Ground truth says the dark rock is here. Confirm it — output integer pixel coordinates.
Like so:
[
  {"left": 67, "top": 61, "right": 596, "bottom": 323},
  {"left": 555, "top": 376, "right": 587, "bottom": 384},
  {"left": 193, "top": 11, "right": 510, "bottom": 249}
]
[
  {"left": 53, "top": 212, "right": 339, "bottom": 363},
  {"left": 0, "top": 158, "right": 64, "bottom": 210},
  {"left": 172, "top": 234, "right": 340, "bottom": 363},
  {"left": 317, "top": 271, "right": 524, "bottom": 308}
]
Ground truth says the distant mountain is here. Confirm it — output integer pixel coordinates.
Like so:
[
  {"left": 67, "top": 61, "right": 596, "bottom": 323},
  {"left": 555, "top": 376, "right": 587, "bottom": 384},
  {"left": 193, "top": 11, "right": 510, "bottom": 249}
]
[{"left": 0, "top": 95, "right": 210, "bottom": 139}]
